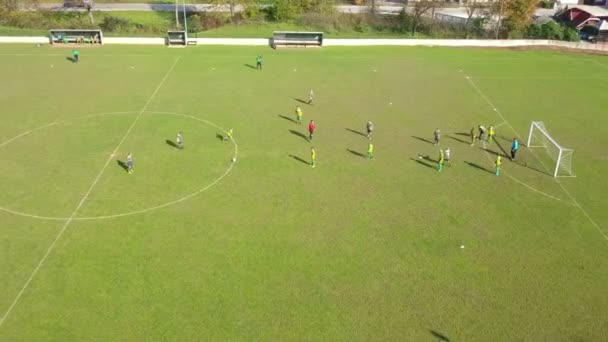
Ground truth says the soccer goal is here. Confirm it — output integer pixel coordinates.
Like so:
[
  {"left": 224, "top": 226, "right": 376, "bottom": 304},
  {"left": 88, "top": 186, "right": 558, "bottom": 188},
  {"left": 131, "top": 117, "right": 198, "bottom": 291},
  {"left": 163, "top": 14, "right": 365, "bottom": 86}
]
[{"left": 526, "top": 121, "right": 575, "bottom": 177}]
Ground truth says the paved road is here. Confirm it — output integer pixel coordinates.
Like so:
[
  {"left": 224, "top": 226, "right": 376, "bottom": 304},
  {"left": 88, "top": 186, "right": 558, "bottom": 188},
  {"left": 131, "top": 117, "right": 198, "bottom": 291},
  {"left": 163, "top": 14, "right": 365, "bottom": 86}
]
[
  {"left": 33, "top": 2, "right": 555, "bottom": 17},
  {"left": 34, "top": 3, "right": 406, "bottom": 13}
]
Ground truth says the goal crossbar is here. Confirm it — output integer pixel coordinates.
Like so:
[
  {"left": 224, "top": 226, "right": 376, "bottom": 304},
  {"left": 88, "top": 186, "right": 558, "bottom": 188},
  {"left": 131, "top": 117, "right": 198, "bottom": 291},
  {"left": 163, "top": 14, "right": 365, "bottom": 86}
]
[{"left": 526, "top": 121, "right": 575, "bottom": 177}]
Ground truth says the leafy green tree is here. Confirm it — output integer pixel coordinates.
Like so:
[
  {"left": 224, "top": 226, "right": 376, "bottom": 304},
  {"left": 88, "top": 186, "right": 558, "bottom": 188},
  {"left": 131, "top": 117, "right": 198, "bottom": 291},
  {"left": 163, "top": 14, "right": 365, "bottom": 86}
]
[
  {"left": 410, "top": 0, "right": 435, "bottom": 36},
  {"left": 210, "top": 0, "right": 258, "bottom": 22},
  {"left": 503, "top": 0, "right": 537, "bottom": 37},
  {"left": 2, "top": 0, "right": 39, "bottom": 11}
]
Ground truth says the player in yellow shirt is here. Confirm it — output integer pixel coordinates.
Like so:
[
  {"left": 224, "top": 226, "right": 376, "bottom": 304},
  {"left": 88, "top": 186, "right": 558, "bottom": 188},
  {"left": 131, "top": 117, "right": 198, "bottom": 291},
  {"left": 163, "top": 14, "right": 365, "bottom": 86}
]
[
  {"left": 295, "top": 106, "right": 303, "bottom": 125},
  {"left": 223, "top": 128, "right": 233, "bottom": 141},
  {"left": 310, "top": 146, "right": 316, "bottom": 168},
  {"left": 495, "top": 155, "right": 502, "bottom": 176},
  {"left": 367, "top": 141, "right": 374, "bottom": 159},
  {"left": 437, "top": 149, "right": 445, "bottom": 172},
  {"left": 488, "top": 125, "right": 495, "bottom": 144}
]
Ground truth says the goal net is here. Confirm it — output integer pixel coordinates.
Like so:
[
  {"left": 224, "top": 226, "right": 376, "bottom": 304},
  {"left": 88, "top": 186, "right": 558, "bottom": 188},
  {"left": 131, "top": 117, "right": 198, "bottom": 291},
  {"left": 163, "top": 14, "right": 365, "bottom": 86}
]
[{"left": 526, "top": 121, "right": 575, "bottom": 177}]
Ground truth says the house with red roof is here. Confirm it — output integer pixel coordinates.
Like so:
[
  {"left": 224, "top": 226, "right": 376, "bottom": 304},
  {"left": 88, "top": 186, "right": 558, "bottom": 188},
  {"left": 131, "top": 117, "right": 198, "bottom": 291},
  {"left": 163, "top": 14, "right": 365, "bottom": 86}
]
[{"left": 557, "top": 5, "right": 608, "bottom": 29}]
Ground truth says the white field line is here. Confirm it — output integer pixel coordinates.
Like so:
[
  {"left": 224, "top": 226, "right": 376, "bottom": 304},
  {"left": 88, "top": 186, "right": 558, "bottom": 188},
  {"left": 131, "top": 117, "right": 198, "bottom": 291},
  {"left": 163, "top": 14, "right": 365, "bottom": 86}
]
[
  {"left": 476, "top": 76, "right": 608, "bottom": 80},
  {"left": 464, "top": 72, "right": 608, "bottom": 243},
  {"left": 0, "top": 111, "right": 235, "bottom": 221},
  {"left": 591, "top": 59, "right": 608, "bottom": 70},
  {"left": 0, "top": 122, "right": 58, "bottom": 148},
  {"left": 0, "top": 53, "right": 155, "bottom": 57},
  {"left": 73, "top": 112, "right": 238, "bottom": 220},
  {"left": 0, "top": 56, "right": 181, "bottom": 328}
]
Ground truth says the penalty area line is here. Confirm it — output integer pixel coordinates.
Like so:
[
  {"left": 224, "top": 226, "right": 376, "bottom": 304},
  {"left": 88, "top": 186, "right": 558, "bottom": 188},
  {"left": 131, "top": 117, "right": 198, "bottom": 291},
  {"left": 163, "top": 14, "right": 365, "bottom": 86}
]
[
  {"left": 0, "top": 56, "right": 181, "bottom": 328},
  {"left": 462, "top": 69, "right": 608, "bottom": 244}
]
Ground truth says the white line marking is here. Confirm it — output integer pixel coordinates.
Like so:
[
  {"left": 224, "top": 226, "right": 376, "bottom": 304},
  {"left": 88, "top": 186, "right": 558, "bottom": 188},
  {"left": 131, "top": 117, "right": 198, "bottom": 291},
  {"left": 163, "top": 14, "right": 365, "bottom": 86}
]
[
  {"left": 0, "top": 122, "right": 58, "bottom": 148},
  {"left": 0, "top": 54, "right": 155, "bottom": 57},
  {"left": 475, "top": 76, "right": 608, "bottom": 80},
  {"left": 591, "top": 59, "right": 608, "bottom": 70},
  {"left": 463, "top": 71, "right": 608, "bottom": 243},
  {"left": 0, "top": 56, "right": 181, "bottom": 328},
  {"left": 494, "top": 121, "right": 508, "bottom": 129},
  {"left": 0, "top": 111, "right": 236, "bottom": 221},
  {"left": 506, "top": 174, "right": 575, "bottom": 206},
  {"left": 74, "top": 112, "right": 238, "bottom": 220}
]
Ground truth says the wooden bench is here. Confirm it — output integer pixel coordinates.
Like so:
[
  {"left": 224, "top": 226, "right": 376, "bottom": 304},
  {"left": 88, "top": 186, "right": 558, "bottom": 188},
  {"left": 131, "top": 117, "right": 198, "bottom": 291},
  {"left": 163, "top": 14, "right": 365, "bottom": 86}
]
[{"left": 272, "top": 31, "right": 323, "bottom": 49}]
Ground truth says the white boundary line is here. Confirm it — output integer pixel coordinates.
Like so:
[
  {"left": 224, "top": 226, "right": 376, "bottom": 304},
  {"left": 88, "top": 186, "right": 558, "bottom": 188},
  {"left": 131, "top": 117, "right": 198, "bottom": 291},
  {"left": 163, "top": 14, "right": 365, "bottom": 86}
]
[
  {"left": 591, "top": 59, "right": 608, "bottom": 70},
  {"left": 74, "top": 112, "right": 238, "bottom": 220},
  {"left": 0, "top": 111, "right": 236, "bottom": 221},
  {"left": 463, "top": 72, "right": 608, "bottom": 243},
  {"left": 0, "top": 122, "right": 58, "bottom": 149},
  {"left": 0, "top": 56, "right": 180, "bottom": 328},
  {"left": 0, "top": 53, "right": 156, "bottom": 57}
]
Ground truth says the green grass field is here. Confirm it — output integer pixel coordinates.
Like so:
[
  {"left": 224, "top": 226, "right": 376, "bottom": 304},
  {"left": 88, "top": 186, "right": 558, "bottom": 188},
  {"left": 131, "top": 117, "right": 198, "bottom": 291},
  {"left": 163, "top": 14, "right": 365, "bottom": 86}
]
[{"left": 0, "top": 44, "right": 607, "bottom": 341}]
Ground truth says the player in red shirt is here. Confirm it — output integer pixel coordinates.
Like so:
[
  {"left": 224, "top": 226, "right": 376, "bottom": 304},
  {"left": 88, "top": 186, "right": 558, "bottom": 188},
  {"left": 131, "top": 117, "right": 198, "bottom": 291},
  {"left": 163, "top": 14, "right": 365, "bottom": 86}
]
[{"left": 308, "top": 120, "right": 315, "bottom": 141}]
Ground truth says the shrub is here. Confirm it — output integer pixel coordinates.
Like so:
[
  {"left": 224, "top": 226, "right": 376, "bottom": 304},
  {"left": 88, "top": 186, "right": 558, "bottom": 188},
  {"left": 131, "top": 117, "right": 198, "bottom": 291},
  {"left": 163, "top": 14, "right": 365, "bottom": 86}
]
[
  {"left": 563, "top": 27, "right": 580, "bottom": 42},
  {"left": 540, "top": 21, "right": 563, "bottom": 40},
  {"left": 100, "top": 15, "right": 132, "bottom": 32},
  {"left": 526, "top": 23, "right": 542, "bottom": 38},
  {"left": 186, "top": 14, "right": 203, "bottom": 33}
]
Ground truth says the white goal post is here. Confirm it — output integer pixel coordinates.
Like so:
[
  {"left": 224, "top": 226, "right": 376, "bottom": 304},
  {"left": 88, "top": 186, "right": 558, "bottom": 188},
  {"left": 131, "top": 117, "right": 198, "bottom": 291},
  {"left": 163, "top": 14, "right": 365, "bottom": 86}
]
[{"left": 526, "top": 121, "right": 575, "bottom": 177}]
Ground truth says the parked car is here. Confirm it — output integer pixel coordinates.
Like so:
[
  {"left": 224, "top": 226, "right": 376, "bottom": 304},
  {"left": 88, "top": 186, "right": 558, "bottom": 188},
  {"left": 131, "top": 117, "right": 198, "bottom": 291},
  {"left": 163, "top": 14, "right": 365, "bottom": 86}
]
[{"left": 579, "top": 25, "right": 599, "bottom": 42}]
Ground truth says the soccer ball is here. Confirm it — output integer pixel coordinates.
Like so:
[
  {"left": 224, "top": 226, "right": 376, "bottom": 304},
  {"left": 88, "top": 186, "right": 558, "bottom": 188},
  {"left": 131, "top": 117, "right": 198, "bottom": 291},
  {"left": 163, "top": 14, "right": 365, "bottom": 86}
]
[{"left": 231, "top": 157, "right": 236, "bottom": 163}]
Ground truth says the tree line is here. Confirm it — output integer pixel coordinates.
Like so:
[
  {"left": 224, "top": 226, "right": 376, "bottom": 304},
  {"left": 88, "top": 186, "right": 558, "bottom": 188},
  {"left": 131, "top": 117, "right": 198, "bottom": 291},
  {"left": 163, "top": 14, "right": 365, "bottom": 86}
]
[{"left": 0, "top": 0, "right": 579, "bottom": 41}]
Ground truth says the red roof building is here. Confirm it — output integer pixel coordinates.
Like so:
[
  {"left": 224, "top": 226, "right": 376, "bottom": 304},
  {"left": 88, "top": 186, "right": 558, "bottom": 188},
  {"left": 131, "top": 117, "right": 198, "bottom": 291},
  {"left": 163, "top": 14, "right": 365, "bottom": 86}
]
[{"left": 557, "top": 5, "right": 608, "bottom": 29}]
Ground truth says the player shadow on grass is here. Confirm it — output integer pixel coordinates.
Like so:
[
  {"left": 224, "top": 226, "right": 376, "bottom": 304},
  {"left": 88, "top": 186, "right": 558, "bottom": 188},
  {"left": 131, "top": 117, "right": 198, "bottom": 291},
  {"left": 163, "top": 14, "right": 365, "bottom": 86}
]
[
  {"left": 411, "top": 136, "right": 434, "bottom": 144},
  {"left": 447, "top": 135, "right": 470, "bottom": 145},
  {"left": 289, "top": 129, "right": 309, "bottom": 142},
  {"left": 278, "top": 114, "right": 297, "bottom": 123},
  {"left": 410, "top": 157, "right": 435, "bottom": 169},
  {"left": 465, "top": 161, "right": 494, "bottom": 174},
  {"left": 289, "top": 154, "right": 310, "bottom": 166},
  {"left": 216, "top": 133, "right": 226, "bottom": 141},
  {"left": 294, "top": 98, "right": 308, "bottom": 105},
  {"left": 116, "top": 160, "right": 129, "bottom": 172},
  {"left": 430, "top": 330, "right": 451, "bottom": 342},
  {"left": 345, "top": 128, "right": 366, "bottom": 137},
  {"left": 347, "top": 149, "right": 366, "bottom": 158},
  {"left": 244, "top": 64, "right": 256, "bottom": 69},
  {"left": 66, "top": 56, "right": 76, "bottom": 63},
  {"left": 165, "top": 139, "right": 179, "bottom": 148},
  {"left": 481, "top": 147, "right": 552, "bottom": 176}
]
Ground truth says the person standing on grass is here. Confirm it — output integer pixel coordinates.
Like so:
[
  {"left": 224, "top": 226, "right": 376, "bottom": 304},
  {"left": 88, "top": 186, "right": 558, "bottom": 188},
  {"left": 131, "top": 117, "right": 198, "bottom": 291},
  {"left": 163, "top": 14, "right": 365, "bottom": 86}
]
[
  {"left": 495, "top": 155, "right": 502, "bottom": 176},
  {"left": 311, "top": 146, "right": 316, "bottom": 168},
  {"left": 367, "top": 141, "right": 374, "bottom": 159},
  {"left": 308, "top": 120, "right": 315, "bottom": 141},
  {"left": 470, "top": 126, "right": 477, "bottom": 146},
  {"left": 223, "top": 128, "right": 233, "bottom": 141},
  {"left": 256, "top": 55, "right": 263, "bottom": 70},
  {"left": 126, "top": 153, "right": 134, "bottom": 174},
  {"left": 295, "top": 106, "right": 303, "bottom": 125},
  {"left": 478, "top": 125, "right": 487, "bottom": 143},
  {"left": 308, "top": 89, "right": 314, "bottom": 104},
  {"left": 72, "top": 49, "right": 79, "bottom": 63},
  {"left": 488, "top": 125, "right": 495, "bottom": 144},
  {"left": 511, "top": 137, "right": 519, "bottom": 161},
  {"left": 437, "top": 149, "right": 445, "bottom": 172},
  {"left": 434, "top": 128, "right": 441, "bottom": 146},
  {"left": 366, "top": 120, "right": 374, "bottom": 139},
  {"left": 444, "top": 147, "right": 451, "bottom": 167},
  {"left": 176, "top": 131, "right": 183, "bottom": 149}
]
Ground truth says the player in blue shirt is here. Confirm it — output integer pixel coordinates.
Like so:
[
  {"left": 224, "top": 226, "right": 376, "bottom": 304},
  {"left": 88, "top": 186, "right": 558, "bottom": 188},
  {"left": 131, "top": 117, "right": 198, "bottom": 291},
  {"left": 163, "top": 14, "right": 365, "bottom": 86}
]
[{"left": 511, "top": 138, "right": 519, "bottom": 161}]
